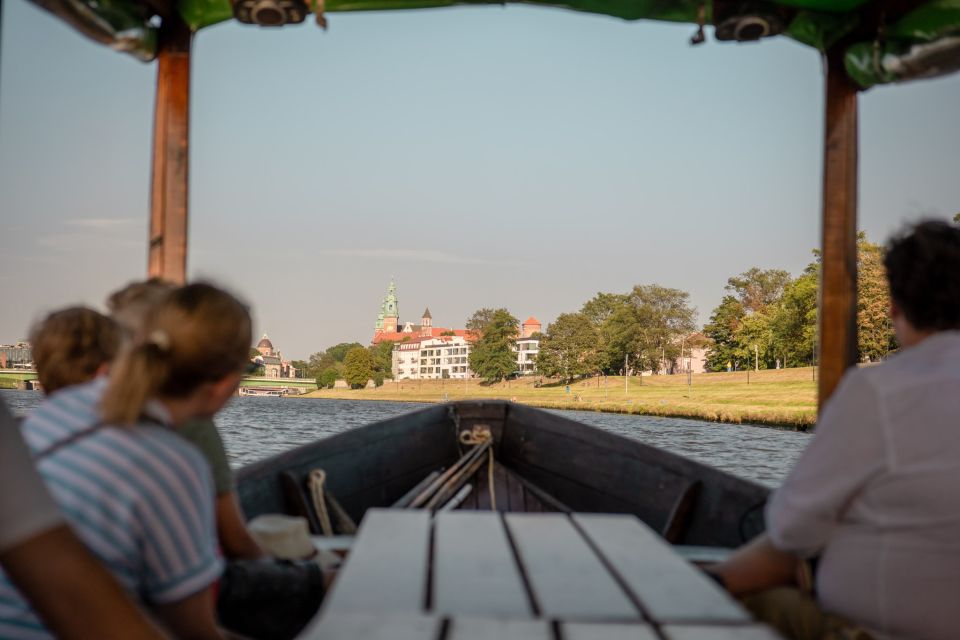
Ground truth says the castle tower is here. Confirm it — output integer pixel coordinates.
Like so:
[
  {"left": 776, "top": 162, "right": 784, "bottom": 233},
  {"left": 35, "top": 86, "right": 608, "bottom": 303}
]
[
  {"left": 382, "top": 279, "right": 399, "bottom": 333},
  {"left": 420, "top": 307, "right": 432, "bottom": 337},
  {"left": 521, "top": 317, "right": 541, "bottom": 338}
]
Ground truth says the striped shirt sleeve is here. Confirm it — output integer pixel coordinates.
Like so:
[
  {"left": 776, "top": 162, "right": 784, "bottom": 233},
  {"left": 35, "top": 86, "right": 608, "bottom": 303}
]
[{"left": 132, "top": 429, "right": 223, "bottom": 604}]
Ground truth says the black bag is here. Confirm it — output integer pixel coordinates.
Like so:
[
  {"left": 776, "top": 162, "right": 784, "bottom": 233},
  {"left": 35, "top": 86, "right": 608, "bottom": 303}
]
[{"left": 216, "top": 559, "right": 324, "bottom": 640}]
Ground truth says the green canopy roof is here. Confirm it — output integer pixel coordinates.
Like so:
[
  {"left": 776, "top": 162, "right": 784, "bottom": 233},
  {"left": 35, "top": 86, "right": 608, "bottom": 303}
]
[{"left": 25, "top": 0, "right": 960, "bottom": 88}]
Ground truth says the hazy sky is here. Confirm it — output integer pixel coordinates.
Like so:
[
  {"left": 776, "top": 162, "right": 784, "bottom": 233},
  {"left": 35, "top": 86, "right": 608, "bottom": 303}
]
[{"left": 2, "top": 0, "right": 958, "bottom": 360}]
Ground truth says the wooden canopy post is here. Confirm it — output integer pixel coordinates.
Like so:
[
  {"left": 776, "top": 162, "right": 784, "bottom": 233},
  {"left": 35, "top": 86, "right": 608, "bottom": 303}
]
[
  {"left": 148, "top": 16, "right": 192, "bottom": 284},
  {"left": 817, "top": 46, "right": 859, "bottom": 412}
]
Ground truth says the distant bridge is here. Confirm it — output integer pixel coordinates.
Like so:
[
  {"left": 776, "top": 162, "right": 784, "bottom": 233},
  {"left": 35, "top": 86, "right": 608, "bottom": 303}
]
[
  {"left": 0, "top": 369, "right": 40, "bottom": 390},
  {"left": 1, "top": 370, "right": 315, "bottom": 393},
  {"left": 240, "top": 376, "right": 317, "bottom": 393}
]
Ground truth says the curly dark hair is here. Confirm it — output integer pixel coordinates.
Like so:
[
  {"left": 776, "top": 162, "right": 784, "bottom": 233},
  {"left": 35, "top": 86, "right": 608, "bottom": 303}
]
[
  {"left": 883, "top": 220, "right": 960, "bottom": 331},
  {"left": 29, "top": 307, "right": 122, "bottom": 394}
]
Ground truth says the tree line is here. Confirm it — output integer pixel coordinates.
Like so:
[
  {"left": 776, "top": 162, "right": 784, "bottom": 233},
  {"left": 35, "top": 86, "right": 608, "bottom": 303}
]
[
  {"left": 704, "top": 234, "right": 895, "bottom": 371},
  {"left": 292, "top": 341, "right": 394, "bottom": 389},
  {"left": 535, "top": 285, "right": 697, "bottom": 382},
  {"left": 294, "top": 231, "right": 900, "bottom": 388},
  {"left": 536, "top": 233, "right": 896, "bottom": 381}
]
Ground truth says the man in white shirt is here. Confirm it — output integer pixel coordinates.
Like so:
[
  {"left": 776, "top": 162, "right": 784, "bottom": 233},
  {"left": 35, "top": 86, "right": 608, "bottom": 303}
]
[
  {"left": 710, "top": 220, "right": 960, "bottom": 640},
  {"left": 0, "top": 398, "right": 164, "bottom": 639}
]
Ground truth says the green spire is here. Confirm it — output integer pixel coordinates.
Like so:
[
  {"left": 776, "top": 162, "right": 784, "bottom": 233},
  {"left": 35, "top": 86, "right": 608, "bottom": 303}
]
[{"left": 383, "top": 278, "right": 399, "bottom": 319}]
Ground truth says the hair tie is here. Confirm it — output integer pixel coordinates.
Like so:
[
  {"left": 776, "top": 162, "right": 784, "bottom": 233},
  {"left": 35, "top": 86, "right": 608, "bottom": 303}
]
[{"left": 147, "top": 329, "right": 171, "bottom": 353}]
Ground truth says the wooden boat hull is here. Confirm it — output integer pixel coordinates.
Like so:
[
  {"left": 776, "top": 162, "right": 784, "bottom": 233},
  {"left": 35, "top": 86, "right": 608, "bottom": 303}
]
[{"left": 237, "top": 401, "right": 769, "bottom": 547}]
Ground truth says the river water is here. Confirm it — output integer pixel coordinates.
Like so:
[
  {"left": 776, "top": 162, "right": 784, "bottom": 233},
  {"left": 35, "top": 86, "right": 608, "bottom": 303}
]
[{"left": 2, "top": 391, "right": 811, "bottom": 487}]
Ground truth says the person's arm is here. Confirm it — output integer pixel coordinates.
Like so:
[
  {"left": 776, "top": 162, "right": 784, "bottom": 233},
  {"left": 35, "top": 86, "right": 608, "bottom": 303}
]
[
  {"left": 136, "top": 435, "right": 225, "bottom": 638},
  {"left": 765, "top": 370, "right": 885, "bottom": 557},
  {"left": 216, "top": 492, "right": 266, "bottom": 560},
  {"left": 151, "top": 587, "right": 222, "bottom": 640},
  {"left": 177, "top": 420, "right": 265, "bottom": 560},
  {"left": 1, "top": 527, "right": 166, "bottom": 640},
  {"left": 707, "top": 533, "right": 800, "bottom": 597},
  {"left": 0, "top": 398, "right": 164, "bottom": 638}
]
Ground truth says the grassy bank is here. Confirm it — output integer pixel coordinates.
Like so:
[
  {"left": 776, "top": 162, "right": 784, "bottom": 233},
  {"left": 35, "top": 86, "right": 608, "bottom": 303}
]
[{"left": 301, "top": 367, "right": 818, "bottom": 430}]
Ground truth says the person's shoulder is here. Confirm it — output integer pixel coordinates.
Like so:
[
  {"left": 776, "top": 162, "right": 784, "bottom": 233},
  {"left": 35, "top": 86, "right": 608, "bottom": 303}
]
[
  {"left": 27, "top": 379, "right": 104, "bottom": 422},
  {"left": 102, "top": 425, "right": 213, "bottom": 499},
  {"left": 178, "top": 418, "right": 221, "bottom": 445},
  {"left": 21, "top": 379, "right": 105, "bottom": 450},
  {"left": 860, "top": 332, "right": 960, "bottom": 391}
]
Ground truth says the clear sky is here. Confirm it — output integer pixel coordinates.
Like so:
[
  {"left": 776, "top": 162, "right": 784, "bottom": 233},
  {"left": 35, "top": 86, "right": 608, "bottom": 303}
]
[{"left": 2, "top": 0, "right": 958, "bottom": 360}]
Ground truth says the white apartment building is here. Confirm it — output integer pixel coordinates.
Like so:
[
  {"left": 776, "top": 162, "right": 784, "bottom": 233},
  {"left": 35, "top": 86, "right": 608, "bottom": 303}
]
[
  {"left": 420, "top": 337, "right": 471, "bottom": 379},
  {"left": 392, "top": 336, "right": 473, "bottom": 380},
  {"left": 392, "top": 341, "right": 422, "bottom": 380},
  {"left": 515, "top": 337, "right": 539, "bottom": 375}
]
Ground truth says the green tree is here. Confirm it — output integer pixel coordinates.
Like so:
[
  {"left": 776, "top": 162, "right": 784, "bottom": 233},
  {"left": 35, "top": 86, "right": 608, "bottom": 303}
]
[
  {"left": 326, "top": 342, "right": 364, "bottom": 363},
  {"left": 368, "top": 341, "right": 395, "bottom": 381},
  {"left": 342, "top": 347, "right": 374, "bottom": 389},
  {"left": 596, "top": 285, "right": 696, "bottom": 374},
  {"left": 725, "top": 268, "right": 792, "bottom": 314},
  {"left": 465, "top": 308, "right": 510, "bottom": 337},
  {"left": 580, "top": 293, "right": 628, "bottom": 327},
  {"left": 731, "top": 310, "right": 775, "bottom": 370},
  {"left": 318, "top": 368, "right": 338, "bottom": 389},
  {"left": 857, "top": 235, "right": 896, "bottom": 361},
  {"left": 249, "top": 348, "right": 261, "bottom": 359},
  {"left": 468, "top": 309, "right": 519, "bottom": 382},
  {"left": 954, "top": 212, "right": 960, "bottom": 224},
  {"left": 769, "top": 265, "right": 818, "bottom": 368},
  {"left": 628, "top": 284, "right": 697, "bottom": 373},
  {"left": 536, "top": 313, "right": 600, "bottom": 382},
  {"left": 703, "top": 295, "right": 746, "bottom": 371},
  {"left": 705, "top": 268, "right": 790, "bottom": 371}
]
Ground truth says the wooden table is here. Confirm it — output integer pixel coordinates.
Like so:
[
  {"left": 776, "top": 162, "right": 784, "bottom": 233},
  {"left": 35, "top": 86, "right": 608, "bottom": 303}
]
[{"left": 302, "top": 509, "right": 780, "bottom": 639}]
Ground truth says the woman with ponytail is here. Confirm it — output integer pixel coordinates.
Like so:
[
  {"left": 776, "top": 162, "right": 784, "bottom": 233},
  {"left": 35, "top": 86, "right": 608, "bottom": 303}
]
[
  {"left": 106, "top": 278, "right": 266, "bottom": 562},
  {"left": 0, "top": 283, "right": 252, "bottom": 640}
]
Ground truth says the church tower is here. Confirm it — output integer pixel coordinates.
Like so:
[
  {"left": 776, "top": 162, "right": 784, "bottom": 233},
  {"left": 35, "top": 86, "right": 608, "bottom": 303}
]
[
  {"left": 382, "top": 279, "right": 399, "bottom": 333},
  {"left": 420, "top": 307, "right": 432, "bottom": 337}
]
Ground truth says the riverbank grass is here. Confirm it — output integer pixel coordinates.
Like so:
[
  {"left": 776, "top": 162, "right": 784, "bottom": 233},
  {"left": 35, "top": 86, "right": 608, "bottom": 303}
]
[{"left": 301, "top": 367, "right": 818, "bottom": 429}]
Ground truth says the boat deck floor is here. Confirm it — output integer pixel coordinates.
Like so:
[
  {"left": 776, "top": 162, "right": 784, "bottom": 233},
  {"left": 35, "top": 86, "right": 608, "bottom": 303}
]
[{"left": 302, "top": 509, "right": 782, "bottom": 639}]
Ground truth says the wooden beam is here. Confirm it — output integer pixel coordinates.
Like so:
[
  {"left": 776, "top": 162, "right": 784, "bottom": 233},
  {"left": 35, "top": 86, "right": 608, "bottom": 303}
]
[
  {"left": 148, "top": 16, "right": 192, "bottom": 284},
  {"left": 817, "top": 46, "right": 859, "bottom": 412}
]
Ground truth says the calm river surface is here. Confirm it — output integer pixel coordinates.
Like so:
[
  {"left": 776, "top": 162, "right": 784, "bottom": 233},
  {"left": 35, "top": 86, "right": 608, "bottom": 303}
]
[{"left": 3, "top": 391, "right": 811, "bottom": 487}]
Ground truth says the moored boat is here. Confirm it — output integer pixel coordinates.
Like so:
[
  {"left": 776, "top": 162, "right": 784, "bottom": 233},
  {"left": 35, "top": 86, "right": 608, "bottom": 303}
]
[{"left": 237, "top": 401, "right": 768, "bottom": 548}]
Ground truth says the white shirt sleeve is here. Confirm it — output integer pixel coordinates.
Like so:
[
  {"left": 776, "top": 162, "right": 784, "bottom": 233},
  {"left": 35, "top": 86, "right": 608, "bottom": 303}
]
[
  {"left": 0, "top": 398, "right": 64, "bottom": 552},
  {"left": 766, "top": 369, "right": 886, "bottom": 558}
]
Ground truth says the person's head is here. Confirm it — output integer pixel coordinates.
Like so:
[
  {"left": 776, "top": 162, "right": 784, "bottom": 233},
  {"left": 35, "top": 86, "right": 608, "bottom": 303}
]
[
  {"left": 29, "top": 307, "right": 122, "bottom": 395},
  {"left": 884, "top": 219, "right": 960, "bottom": 347},
  {"left": 100, "top": 283, "right": 252, "bottom": 426},
  {"left": 105, "top": 278, "right": 177, "bottom": 339}
]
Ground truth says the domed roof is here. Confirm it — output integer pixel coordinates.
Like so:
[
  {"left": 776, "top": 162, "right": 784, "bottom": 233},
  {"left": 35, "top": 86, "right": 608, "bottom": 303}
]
[{"left": 257, "top": 334, "right": 273, "bottom": 349}]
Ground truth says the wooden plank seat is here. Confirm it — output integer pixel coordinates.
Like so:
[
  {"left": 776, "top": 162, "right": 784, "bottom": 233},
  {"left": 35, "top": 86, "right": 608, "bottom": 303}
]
[
  {"left": 308, "top": 509, "right": 779, "bottom": 639},
  {"left": 319, "top": 510, "right": 431, "bottom": 614},
  {"left": 433, "top": 511, "right": 532, "bottom": 617},
  {"left": 505, "top": 513, "right": 639, "bottom": 620},
  {"left": 573, "top": 514, "right": 749, "bottom": 624}
]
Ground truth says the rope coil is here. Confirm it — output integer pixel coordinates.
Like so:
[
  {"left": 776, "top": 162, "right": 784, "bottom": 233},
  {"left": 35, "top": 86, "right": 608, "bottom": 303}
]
[{"left": 459, "top": 426, "right": 496, "bottom": 511}]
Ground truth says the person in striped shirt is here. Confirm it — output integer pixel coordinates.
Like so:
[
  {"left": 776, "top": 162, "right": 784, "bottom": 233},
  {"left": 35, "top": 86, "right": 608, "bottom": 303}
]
[{"left": 0, "top": 282, "right": 253, "bottom": 639}]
